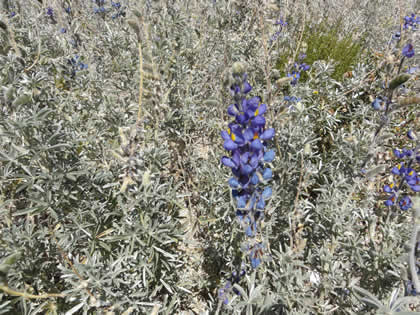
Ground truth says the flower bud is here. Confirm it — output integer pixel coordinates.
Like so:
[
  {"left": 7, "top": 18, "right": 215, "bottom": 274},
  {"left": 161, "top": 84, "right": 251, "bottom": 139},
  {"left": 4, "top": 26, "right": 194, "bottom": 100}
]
[
  {"left": 127, "top": 19, "right": 141, "bottom": 41},
  {"left": 232, "top": 62, "right": 245, "bottom": 76}
]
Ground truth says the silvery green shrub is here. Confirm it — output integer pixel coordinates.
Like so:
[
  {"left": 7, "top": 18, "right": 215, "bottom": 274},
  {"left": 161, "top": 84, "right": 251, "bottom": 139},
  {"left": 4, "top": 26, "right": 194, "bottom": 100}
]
[{"left": 0, "top": 0, "right": 419, "bottom": 314}]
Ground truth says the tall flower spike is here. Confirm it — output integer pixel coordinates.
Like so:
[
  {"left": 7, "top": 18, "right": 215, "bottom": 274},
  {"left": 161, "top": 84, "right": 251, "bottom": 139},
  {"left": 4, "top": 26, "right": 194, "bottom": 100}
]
[
  {"left": 218, "top": 62, "right": 275, "bottom": 304},
  {"left": 221, "top": 63, "right": 275, "bottom": 266}
]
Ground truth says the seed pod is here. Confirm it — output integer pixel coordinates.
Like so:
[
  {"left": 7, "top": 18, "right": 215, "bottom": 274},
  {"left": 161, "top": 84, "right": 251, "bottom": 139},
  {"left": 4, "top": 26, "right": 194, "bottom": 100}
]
[
  {"left": 203, "top": 99, "right": 219, "bottom": 106},
  {"left": 389, "top": 74, "right": 411, "bottom": 90},
  {"left": 397, "top": 95, "right": 420, "bottom": 106}
]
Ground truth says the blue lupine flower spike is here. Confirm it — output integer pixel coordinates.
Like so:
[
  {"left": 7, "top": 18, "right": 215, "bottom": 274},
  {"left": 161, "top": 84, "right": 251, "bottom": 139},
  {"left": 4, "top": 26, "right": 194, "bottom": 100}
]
[{"left": 219, "top": 62, "right": 276, "bottom": 304}]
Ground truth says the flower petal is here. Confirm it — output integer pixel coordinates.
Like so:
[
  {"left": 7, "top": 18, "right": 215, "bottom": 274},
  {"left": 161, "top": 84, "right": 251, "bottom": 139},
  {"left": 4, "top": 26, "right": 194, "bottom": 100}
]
[
  {"left": 228, "top": 177, "right": 240, "bottom": 188},
  {"left": 250, "top": 172, "right": 259, "bottom": 185},
  {"left": 227, "top": 104, "right": 239, "bottom": 116},
  {"left": 241, "top": 164, "right": 253, "bottom": 175},
  {"left": 262, "top": 168, "right": 272, "bottom": 180},
  {"left": 256, "top": 103, "right": 267, "bottom": 116},
  {"left": 237, "top": 195, "right": 247, "bottom": 208},
  {"left": 257, "top": 197, "right": 265, "bottom": 209},
  {"left": 251, "top": 115, "right": 266, "bottom": 127},
  {"left": 224, "top": 139, "right": 238, "bottom": 151},
  {"left": 263, "top": 150, "right": 275, "bottom": 162},
  {"left": 260, "top": 128, "right": 275, "bottom": 140},
  {"left": 243, "top": 81, "right": 252, "bottom": 94},
  {"left": 221, "top": 156, "right": 237, "bottom": 168},
  {"left": 251, "top": 139, "right": 263, "bottom": 151},
  {"left": 244, "top": 128, "right": 254, "bottom": 142},
  {"left": 221, "top": 130, "right": 230, "bottom": 141},
  {"left": 262, "top": 187, "right": 272, "bottom": 199}
]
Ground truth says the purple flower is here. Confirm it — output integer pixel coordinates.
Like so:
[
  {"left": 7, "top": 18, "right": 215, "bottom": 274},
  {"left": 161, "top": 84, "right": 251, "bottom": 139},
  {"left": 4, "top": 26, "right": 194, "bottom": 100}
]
[
  {"left": 403, "top": 13, "right": 420, "bottom": 30},
  {"left": 372, "top": 98, "right": 383, "bottom": 110},
  {"left": 94, "top": 7, "right": 106, "bottom": 13},
  {"left": 399, "top": 196, "right": 412, "bottom": 210},
  {"left": 383, "top": 183, "right": 395, "bottom": 193},
  {"left": 249, "top": 242, "right": 265, "bottom": 269},
  {"left": 111, "top": 1, "right": 121, "bottom": 8},
  {"left": 391, "top": 163, "right": 405, "bottom": 176},
  {"left": 393, "top": 32, "right": 401, "bottom": 40},
  {"left": 275, "top": 18, "right": 287, "bottom": 26},
  {"left": 407, "top": 130, "right": 417, "bottom": 140},
  {"left": 288, "top": 71, "right": 300, "bottom": 85},
  {"left": 46, "top": 7, "right": 53, "bottom": 16},
  {"left": 402, "top": 43, "right": 415, "bottom": 58},
  {"left": 384, "top": 194, "right": 396, "bottom": 206},
  {"left": 263, "top": 150, "right": 275, "bottom": 162},
  {"left": 221, "top": 68, "right": 275, "bottom": 271}
]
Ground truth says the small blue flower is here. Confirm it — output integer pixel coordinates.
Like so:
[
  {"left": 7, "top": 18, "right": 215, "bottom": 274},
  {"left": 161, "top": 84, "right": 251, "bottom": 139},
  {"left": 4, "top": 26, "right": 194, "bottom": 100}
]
[
  {"left": 384, "top": 194, "right": 396, "bottom": 206},
  {"left": 399, "top": 196, "right": 412, "bottom": 210},
  {"left": 263, "top": 150, "right": 275, "bottom": 162},
  {"left": 256, "top": 197, "right": 265, "bottom": 210},
  {"left": 288, "top": 71, "right": 300, "bottom": 85},
  {"left": 403, "top": 13, "right": 420, "bottom": 30},
  {"left": 393, "top": 32, "right": 401, "bottom": 40},
  {"left": 221, "top": 156, "right": 237, "bottom": 168},
  {"left": 299, "top": 63, "right": 310, "bottom": 71},
  {"left": 407, "top": 174, "right": 420, "bottom": 192},
  {"left": 383, "top": 184, "right": 394, "bottom": 193},
  {"left": 111, "top": 1, "right": 121, "bottom": 8},
  {"left": 274, "top": 18, "right": 287, "bottom": 26},
  {"left": 402, "top": 148, "right": 413, "bottom": 157},
  {"left": 260, "top": 128, "right": 275, "bottom": 140},
  {"left": 371, "top": 98, "right": 383, "bottom": 110},
  {"left": 60, "top": 27, "right": 67, "bottom": 34},
  {"left": 46, "top": 7, "right": 53, "bottom": 16},
  {"left": 262, "top": 187, "right": 272, "bottom": 199},
  {"left": 262, "top": 168, "right": 272, "bottom": 180},
  {"left": 391, "top": 163, "right": 405, "bottom": 176},
  {"left": 228, "top": 177, "right": 240, "bottom": 189},
  {"left": 402, "top": 43, "right": 415, "bottom": 58},
  {"left": 94, "top": 7, "right": 106, "bottom": 13},
  {"left": 407, "top": 130, "right": 417, "bottom": 140},
  {"left": 249, "top": 242, "right": 265, "bottom": 269},
  {"left": 298, "top": 53, "right": 306, "bottom": 60}
]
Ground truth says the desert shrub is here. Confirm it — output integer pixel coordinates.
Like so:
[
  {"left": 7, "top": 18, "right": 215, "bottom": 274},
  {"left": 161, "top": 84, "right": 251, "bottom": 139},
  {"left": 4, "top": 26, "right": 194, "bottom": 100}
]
[
  {"left": 0, "top": 0, "right": 419, "bottom": 314},
  {"left": 275, "top": 18, "right": 365, "bottom": 82}
]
